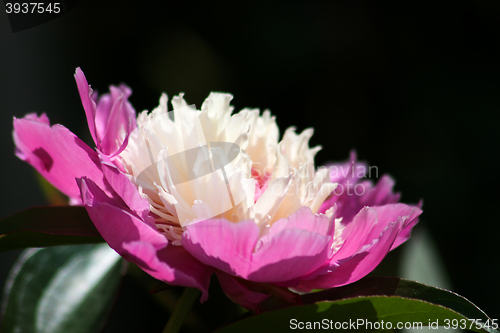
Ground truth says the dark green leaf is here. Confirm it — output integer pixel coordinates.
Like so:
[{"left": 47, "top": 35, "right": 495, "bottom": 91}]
[
  {"left": 1, "top": 244, "right": 124, "bottom": 333},
  {"left": 301, "top": 277, "right": 492, "bottom": 322},
  {"left": 0, "top": 206, "right": 104, "bottom": 252},
  {"left": 216, "top": 296, "right": 498, "bottom": 333}
]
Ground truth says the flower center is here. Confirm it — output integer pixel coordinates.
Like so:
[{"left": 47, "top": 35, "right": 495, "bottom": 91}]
[{"left": 119, "top": 93, "right": 336, "bottom": 244}]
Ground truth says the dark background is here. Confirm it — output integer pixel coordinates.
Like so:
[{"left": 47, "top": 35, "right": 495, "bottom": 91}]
[{"left": 1, "top": 0, "right": 499, "bottom": 330}]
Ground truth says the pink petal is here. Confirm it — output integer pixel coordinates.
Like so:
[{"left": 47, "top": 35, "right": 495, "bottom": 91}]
[
  {"left": 99, "top": 85, "right": 136, "bottom": 156},
  {"left": 249, "top": 228, "right": 332, "bottom": 282},
  {"left": 78, "top": 177, "right": 166, "bottom": 250},
  {"left": 362, "top": 204, "right": 422, "bottom": 247},
  {"left": 94, "top": 94, "right": 113, "bottom": 139},
  {"left": 294, "top": 203, "right": 421, "bottom": 290},
  {"left": 13, "top": 116, "right": 106, "bottom": 200},
  {"left": 99, "top": 94, "right": 124, "bottom": 154},
  {"left": 296, "top": 220, "right": 402, "bottom": 290},
  {"left": 331, "top": 207, "right": 380, "bottom": 261},
  {"left": 216, "top": 272, "right": 302, "bottom": 313},
  {"left": 94, "top": 87, "right": 131, "bottom": 140},
  {"left": 90, "top": 83, "right": 136, "bottom": 156},
  {"left": 78, "top": 177, "right": 212, "bottom": 300},
  {"left": 327, "top": 150, "right": 368, "bottom": 184},
  {"left": 333, "top": 204, "right": 421, "bottom": 261},
  {"left": 74, "top": 68, "right": 98, "bottom": 148},
  {"left": 122, "top": 241, "right": 212, "bottom": 302},
  {"left": 182, "top": 208, "right": 332, "bottom": 283},
  {"left": 266, "top": 206, "right": 334, "bottom": 237},
  {"left": 23, "top": 112, "right": 50, "bottom": 125},
  {"left": 320, "top": 176, "right": 401, "bottom": 223},
  {"left": 182, "top": 219, "right": 259, "bottom": 276},
  {"left": 216, "top": 271, "right": 269, "bottom": 312},
  {"left": 385, "top": 202, "right": 423, "bottom": 250},
  {"left": 99, "top": 153, "right": 151, "bottom": 222},
  {"left": 359, "top": 175, "right": 401, "bottom": 207},
  {"left": 112, "top": 85, "right": 136, "bottom": 129},
  {"left": 13, "top": 113, "right": 48, "bottom": 160},
  {"left": 319, "top": 152, "right": 401, "bottom": 223}
]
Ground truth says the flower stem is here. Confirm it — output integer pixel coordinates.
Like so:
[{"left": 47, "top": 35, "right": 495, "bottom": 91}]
[{"left": 162, "top": 287, "right": 201, "bottom": 333}]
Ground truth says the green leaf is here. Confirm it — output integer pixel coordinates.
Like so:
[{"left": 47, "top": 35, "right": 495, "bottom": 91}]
[
  {"left": 1, "top": 244, "right": 124, "bottom": 333},
  {"left": 0, "top": 206, "right": 104, "bottom": 252},
  {"left": 301, "top": 277, "right": 492, "bottom": 323},
  {"left": 216, "top": 296, "right": 498, "bottom": 333}
]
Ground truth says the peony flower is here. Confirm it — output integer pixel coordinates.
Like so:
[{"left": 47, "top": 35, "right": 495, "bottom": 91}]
[{"left": 13, "top": 68, "right": 422, "bottom": 311}]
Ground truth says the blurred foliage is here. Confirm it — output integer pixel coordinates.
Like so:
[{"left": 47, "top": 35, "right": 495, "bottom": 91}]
[{"left": 1, "top": 244, "right": 123, "bottom": 333}]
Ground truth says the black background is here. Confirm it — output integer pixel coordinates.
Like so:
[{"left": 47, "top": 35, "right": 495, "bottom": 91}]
[{"left": 0, "top": 0, "right": 499, "bottom": 330}]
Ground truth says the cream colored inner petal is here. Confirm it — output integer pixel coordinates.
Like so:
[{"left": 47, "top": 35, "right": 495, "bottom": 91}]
[{"left": 119, "top": 92, "right": 337, "bottom": 243}]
